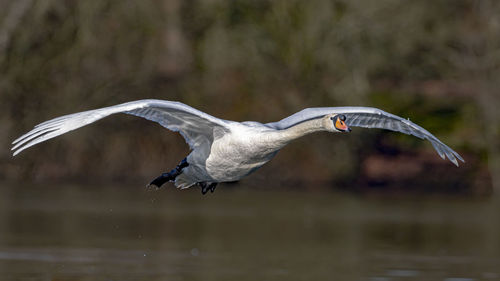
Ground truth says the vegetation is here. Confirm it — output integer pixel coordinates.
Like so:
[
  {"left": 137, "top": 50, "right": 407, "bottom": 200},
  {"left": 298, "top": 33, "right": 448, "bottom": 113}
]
[{"left": 1, "top": 0, "right": 498, "bottom": 194}]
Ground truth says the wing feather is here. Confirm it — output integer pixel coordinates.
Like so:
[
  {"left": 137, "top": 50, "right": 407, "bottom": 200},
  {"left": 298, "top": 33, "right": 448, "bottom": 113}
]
[
  {"left": 266, "top": 106, "right": 464, "bottom": 166},
  {"left": 12, "top": 99, "right": 230, "bottom": 156}
]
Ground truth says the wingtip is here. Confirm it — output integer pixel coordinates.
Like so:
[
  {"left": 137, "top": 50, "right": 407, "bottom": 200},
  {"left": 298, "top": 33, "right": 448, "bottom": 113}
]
[
  {"left": 450, "top": 152, "right": 466, "bottom": 167},
  {"left": 451, "top": 150, "right": 465, "bottom": 166},
  {"left": 433, "top": 142, "right": 464, "bottom": 167},
  {"left": 12, "top": 134, "right": 27, "bottom": 145},
  {"left": 455, "top": 153, "right": 466, "bottom": 163}
]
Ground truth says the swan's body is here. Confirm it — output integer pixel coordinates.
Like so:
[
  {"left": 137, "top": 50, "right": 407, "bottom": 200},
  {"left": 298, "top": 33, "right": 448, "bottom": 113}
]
[{"left": 12, "top": 99, "right": 464, "bottom": 193}]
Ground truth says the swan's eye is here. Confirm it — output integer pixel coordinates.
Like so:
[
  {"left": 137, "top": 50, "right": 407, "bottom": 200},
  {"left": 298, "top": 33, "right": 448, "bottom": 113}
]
[{"left": 339, "top": 114, "right": 346, "bottom": 121}]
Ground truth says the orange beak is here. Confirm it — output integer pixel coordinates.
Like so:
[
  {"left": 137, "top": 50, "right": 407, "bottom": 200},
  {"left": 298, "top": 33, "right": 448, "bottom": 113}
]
[{"left": 335, "top": 118, "right": 351, "bottom": 132}]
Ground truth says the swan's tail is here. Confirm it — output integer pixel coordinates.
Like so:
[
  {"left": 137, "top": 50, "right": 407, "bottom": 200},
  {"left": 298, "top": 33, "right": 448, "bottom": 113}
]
[{"left": 174, "top": 173, "right": 197, "bottom": 189}]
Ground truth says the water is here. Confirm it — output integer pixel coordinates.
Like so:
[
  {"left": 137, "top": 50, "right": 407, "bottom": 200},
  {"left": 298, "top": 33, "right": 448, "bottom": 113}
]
[{"left": 0, "top": 183, "right": 499, "bottom": 281}]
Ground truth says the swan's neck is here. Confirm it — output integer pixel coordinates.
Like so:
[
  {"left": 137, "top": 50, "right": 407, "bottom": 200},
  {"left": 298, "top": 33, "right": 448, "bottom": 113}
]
[{"left": 275, "top": 118, "right": 327, "bottom": 145}]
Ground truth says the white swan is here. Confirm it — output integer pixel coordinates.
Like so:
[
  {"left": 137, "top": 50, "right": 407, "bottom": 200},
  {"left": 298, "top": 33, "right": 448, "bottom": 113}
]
[{"left": 12, "top": 99, "right": 464, "bottom": 194}]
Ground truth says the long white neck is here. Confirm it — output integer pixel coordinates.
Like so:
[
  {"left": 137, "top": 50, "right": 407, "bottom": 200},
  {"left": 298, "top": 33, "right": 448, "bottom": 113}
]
[{"left": 271, "top": 118, "right": 328, "bottom": 147}]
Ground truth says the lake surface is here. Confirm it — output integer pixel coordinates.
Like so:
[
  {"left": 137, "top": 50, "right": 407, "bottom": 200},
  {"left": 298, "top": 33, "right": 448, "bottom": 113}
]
[{"left": 0, "top": 183, "right": 499, "bottom": 281}]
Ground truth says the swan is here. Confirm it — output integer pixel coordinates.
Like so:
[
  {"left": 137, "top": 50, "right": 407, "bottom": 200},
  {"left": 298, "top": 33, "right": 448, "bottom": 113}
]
[{"left": 12, "top": 99, "right": 464, "bottom": 194}]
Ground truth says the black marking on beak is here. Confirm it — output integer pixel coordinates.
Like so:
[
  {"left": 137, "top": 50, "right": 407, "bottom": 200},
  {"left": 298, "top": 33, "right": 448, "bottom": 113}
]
[{"left": 332, "top": 114, "right": 351, "bottom": 132}]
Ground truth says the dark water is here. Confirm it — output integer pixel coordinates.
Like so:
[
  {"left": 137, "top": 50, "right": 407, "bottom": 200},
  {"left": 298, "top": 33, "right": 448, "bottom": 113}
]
[{"left": 0, "top": 183, "right": 499, "bottom": 281}]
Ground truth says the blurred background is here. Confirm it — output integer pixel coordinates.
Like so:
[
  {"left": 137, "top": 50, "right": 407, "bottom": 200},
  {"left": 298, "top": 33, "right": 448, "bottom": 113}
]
[
  {"left": 1, "top": 1, "right": 500, "bottom": 280},
  {"left": 1, "top": 0, "right": 498, "bottom": 194}
]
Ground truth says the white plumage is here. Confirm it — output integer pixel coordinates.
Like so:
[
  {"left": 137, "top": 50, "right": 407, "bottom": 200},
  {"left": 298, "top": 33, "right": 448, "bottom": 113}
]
[{"left": 12, "top": 99, "right": 464, "bottom": 192}]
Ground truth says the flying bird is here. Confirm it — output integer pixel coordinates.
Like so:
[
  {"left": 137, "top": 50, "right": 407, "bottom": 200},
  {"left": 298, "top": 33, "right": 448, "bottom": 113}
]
[{"left": 12, "top": 99, "right": 464, "bottom": 194}]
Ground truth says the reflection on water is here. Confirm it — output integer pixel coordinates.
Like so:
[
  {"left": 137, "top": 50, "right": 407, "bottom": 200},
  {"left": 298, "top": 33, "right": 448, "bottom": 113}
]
[{"left": 0, "top": 183, "right": 499, "bottom": 281}]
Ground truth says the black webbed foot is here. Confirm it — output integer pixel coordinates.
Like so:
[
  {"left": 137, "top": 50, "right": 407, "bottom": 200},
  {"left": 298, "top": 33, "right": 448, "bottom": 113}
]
[
  {"left": 200, "top": 182, "right": 209, "bottom": 195},
  {"left": 209, "top": 183, "right": 217, "bottom": 193},
  {"left": 147, "top": 158, "right": 189, "bottom": 188},
  {"left": 200, "top": 182, "right": 217, "bottom": 195},
  {"left": 148, "top": 172, "right": 174, "bottom": 188}
]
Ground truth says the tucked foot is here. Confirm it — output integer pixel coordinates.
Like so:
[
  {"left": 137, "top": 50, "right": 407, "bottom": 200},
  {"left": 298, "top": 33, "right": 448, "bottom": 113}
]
[
  {"left": 200, "top": 182, "right": 218, "bottom": 195},
  {"left": 209, "top": 183, "right": 217, "bottom": 193}
]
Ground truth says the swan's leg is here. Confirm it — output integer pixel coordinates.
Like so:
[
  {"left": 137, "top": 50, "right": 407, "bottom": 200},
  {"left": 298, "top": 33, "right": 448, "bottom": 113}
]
[
  {"left": 200, "top": 182, "right": 217, "bottom": 195},
  {"left": 148, "top": 158, "right": 188, "bottom": 188}
]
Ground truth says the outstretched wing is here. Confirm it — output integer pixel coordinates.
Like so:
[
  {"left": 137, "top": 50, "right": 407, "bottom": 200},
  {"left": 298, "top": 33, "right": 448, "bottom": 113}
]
[
  {"left": 12, "top": 99, "right": 231, "bottom": 156},
  {"left": 266, "top": 106, "right": 464, "bottom": 166}
]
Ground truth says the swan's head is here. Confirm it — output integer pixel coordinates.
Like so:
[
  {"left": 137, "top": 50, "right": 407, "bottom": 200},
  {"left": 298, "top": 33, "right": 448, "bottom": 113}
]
[{"left": 324, "top": 114, "right": 351, "bottom": 132}]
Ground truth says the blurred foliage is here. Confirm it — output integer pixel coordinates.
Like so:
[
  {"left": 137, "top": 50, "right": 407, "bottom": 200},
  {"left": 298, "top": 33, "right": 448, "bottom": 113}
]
[{"left": 0, "top": 0, "right": 498, "bottom": 194}]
